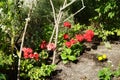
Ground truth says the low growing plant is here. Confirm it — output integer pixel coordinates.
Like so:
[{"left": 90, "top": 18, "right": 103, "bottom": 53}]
[
  {"left": 98, "top": 67, "right": 113, "bottom": 80},
  {"left": 61, "top": 43, "right": 83, "bottom": 64},
  {"left": 98, "top": 65, "right": 120, "bottom": 80}
]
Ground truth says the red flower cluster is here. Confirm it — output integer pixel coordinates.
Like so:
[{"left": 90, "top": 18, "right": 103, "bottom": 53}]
[
  {"left": 22, "top": 47, "right": 39, "bottom": 61},
  {"left": 83, "top": 30, "right": 94, "bottom": 42},
  {"left": 63, "top": 33, "right": 69, "bottom": 40},
  {"left": 64, "top": 30, "right": 94, "bottom": 48},
  {"left": 65, "top": 38, "right": 77, "bottom": 48},
  {"left": 65, "top": 41, "right": 71, "bottom": 48},
  {"left": 70, "top": 38, "right": 77, "bottom": 44},
  {"left": 63, "top": 21, "right": 71, "bottom": 28},
  {"left": 75, "top": 34, "right": 84, "bottom": 42},
  {"left": 40, "top": 40, "right": 56, "bottom": 51}
]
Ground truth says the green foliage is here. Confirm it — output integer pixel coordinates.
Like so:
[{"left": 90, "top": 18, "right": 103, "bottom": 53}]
[
  {"left": 20, "top": 58, "right": 56, "bottom": 80},
  {"left": 91, "top": 0, "right": 120, "bottom": 41},
  {"left": 61, "top": 43, "right": 83, "bottom": 64},
  {"left": 0, "top": 0, "right": 24, "bottom": 52},
  {"left": 1, "top": 0, "right": 120, "bottom": 79},
  {"left": 98, "top": 65, "right": 120, "bottom": 80},
  {"left": 0, "top": 50, "right": 13, "bottom": 68},
  {"left": 58, "top": 24, "right": 85, "bottom": 64},
  {"left": 113, "top": 65, "right": 120, "bottom": 77},
  {"left": 0, "top": 50, "right": 13, "bottom": 79},
  {"left": 28, "top": 64, "right": 56, "bottom": 80},
  {"left": 20, "top": 47, "right": 55, "bottom": 80},
  {"left": 0, "top": 73, "right": 6, "bottom": 80},
  {"left": 115, "top": 29, "right": 120, "bottom": 36},
  {"left": 98, "top": 67, "right": 112, "bottom": 80},
  {"left": 93, "top": 27, "right": 115, "bottom": 41}
]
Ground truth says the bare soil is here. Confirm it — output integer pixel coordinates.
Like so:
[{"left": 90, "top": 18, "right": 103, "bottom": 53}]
[{"left": 50, "top": 41, "right": 120, "bottom": 80}]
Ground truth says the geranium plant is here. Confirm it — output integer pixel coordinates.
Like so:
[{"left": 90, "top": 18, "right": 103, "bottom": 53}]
[
  {"left": 60, "top": 22, "right": 94, "bottom": 64},
  {"left": 20, "top": 42, "right": 56, "bottom": 80}
]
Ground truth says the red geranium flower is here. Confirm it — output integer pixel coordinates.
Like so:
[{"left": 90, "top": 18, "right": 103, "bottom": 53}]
[
  {"left": 22, "top": 47, "right": 33, "bottom": 59},
  {"left": 29, "top": 53, "right": 34, "bottom": 58},
  {"left": 47, "top": 43, "right": 56, "bottom": 51},
  {"left": 65, "top": 41, "right": 72, "bottom": 48},
  {"left": 63, "top": 33, "right": 69, "bottom": 40},
  {"left": 23, "top": 52, "right": 29, "bottom": 59},
  {"left": 63, "top": 21, "right": 71, "bottom": 28},
  {"left": 70, "top": 38, "right": 77, "bottom": 45},
  {"left": 85, "top": 30, "right": 94, "bottom": 38},
  {"left": 75, "top": 34, "right": 84, "bottom": 42},
  {"left": 22, "top": 47, "right": 33, "bottom": 54},
  {"left": 83, "top": 34, "right": 92, "bottom": 42},
  {"left": 84, "top": 30, "right": 94, "bottom": 42},
  {"left": 33, "top": 52, "right": 39, "bottom": 61},
  {"left": 40, "top": 40, "right": 47, "bottom": 49}
]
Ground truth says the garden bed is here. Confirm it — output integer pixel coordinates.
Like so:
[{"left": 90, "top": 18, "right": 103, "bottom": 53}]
[{"left": 48, "top": 41, "right": 120, "bottom": 80}]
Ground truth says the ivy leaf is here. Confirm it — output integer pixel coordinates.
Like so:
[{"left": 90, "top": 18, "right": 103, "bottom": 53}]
[{"left": 68, "top": 56, "right": 77, "bottom": 61}]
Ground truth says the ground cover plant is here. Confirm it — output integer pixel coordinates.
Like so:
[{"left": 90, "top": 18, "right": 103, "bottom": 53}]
[{"left": 98, "top": 65, "right": 120, "bottom": 80}]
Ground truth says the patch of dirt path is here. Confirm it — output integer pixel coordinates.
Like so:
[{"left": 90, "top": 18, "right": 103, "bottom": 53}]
[{"left": 51, "top": 42, "right": 120, "bottom": 80}]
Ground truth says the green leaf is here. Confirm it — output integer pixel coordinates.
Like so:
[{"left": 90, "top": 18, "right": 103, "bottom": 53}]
[
  {"left": 68, "top": 56, "right": 77, "bottom": 61},
  {"left": 63, "top": 60, "right": 68, "bottom": 64},
  {"left": 117, "top": 30, "right": 120, "bottom": 36},
  {"left": 0, "top": 73, "right": 6, "bottom": 80},
  {"left": 61, "top": 53, "right": 67, "bottom": 60},
  {"left": 108, "top": 12, "right": 115, "bottom": 18},
  {"left": 65, "top": 48, "right": 72, "bottom": 54}
]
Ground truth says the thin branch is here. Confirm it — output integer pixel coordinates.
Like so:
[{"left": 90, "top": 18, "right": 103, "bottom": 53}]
[
  {"left": 81, "top": 0, "right": 85, "bottom": 7},
  {"left": 52, "top": 11, "right": 63, "bottom": 64},
  {"left": 63, "top": 0, "right": 67, "bottom": 6},
  {"left": 17, "top": 4, "right": 32, "bottom": 80},
  {"left": 49, "top": 0, "right": 57, "bottom": 44},
  {"left": 63, "top": 6, "right": 85, "bottom": 22},
  {"left": 52, "top": 0, "right": 66, "bottom": 64},
  {"left": 60, "top": 0, "right": 76, "bottom": 11},
  {"left": 49, "top": 0, "right": 76, "bottom": 44},
  {"left": 49, "top": 25, "right": 56, "bottom": 43},
  {"left": 63, "top": 0, "right": 85, "bottom": 22},
  {"left": 50, "top": 0, "right": 57, "bottom": 23}
]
